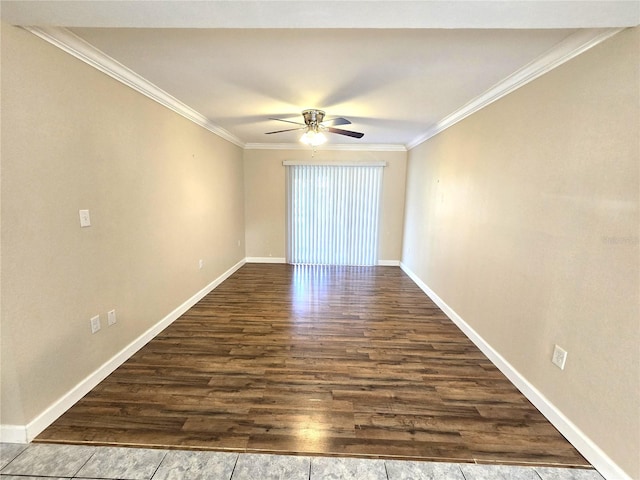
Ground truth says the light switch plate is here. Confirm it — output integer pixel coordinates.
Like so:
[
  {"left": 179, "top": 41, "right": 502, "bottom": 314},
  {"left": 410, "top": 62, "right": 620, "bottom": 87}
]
[{"left": 79, "top": 209, "right": 91, "bottom": 227}]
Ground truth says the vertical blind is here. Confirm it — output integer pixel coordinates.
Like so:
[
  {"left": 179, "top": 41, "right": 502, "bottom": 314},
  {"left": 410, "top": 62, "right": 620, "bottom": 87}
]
[{"left": 285, "top": 163, "right": 384, "bottom": 266}]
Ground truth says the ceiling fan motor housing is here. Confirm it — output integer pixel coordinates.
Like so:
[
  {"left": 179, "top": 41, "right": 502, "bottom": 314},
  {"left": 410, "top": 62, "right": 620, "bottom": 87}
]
[{"left": 302, "top": 109, "right": 325, "bottom": 128}]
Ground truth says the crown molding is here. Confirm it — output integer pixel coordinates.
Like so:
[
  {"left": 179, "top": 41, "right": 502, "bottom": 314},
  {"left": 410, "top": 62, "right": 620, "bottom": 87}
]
[
  {"left": 23, "top": 26, "right": 623, "bottom": 153},
  {"left": 23, "top": 26, "right": 245, "bottom": 148},
  {"left": 244, "top": 142, "right": 406, "bottom": 152},
  {"left": 407, "top": 27, "right": 624, "bottom": 150},
  {"left": 23, "top": 26, "right": 403, "bottom": 153}
]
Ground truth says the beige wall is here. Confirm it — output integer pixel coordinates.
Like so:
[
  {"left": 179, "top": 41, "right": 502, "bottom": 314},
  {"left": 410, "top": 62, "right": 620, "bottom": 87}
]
[
  {"left": 402, "top": 27, "right": 639, "bottom": 478},
  {"left": 1, "top": 24, "right": 245, "bottom": 425},
  {"left": 244, "top": 148, "right": 407, "bottom": 262}
]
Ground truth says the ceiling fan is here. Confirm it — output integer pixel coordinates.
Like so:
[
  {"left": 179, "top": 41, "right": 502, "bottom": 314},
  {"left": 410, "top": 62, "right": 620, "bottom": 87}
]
[{"left": 265, "top": 109, "right": 364, "bottom": 146}]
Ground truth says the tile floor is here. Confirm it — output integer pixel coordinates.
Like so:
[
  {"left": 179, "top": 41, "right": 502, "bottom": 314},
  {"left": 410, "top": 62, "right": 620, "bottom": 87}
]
[{"left": 1, "top": 443, "right": 605, "bottom": 480}]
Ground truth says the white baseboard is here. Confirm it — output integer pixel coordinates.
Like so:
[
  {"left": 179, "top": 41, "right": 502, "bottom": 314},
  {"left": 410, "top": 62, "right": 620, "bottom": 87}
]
[
  {"left": 378, "top": 260, "right": 400, "bottom": 266},
  {"left": 245, "top": 257, "right": 286, "bottom": 263},
  {"left": 399, "top": 262, "right": 632, "bottom": 480},
  {"left": 0, "top": 425, "right": 28, "bottom": 443},
  {"left": 1, "top": 258, "right": 246, "bottom": 444}
]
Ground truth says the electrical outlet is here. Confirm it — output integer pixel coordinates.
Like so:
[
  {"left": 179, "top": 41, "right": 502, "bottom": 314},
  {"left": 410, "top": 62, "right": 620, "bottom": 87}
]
[
  {"left": 198, "top": 259, "right": 204, "bottom": 269},
  {"left": 552, "top": 344, "right": 568, "bottom": 370},
  {"left": 107, "top": 309, "right": 117, "bottom": 326},
  {"left": 90, "top": 315, "right": 101, "bottom": 334}
]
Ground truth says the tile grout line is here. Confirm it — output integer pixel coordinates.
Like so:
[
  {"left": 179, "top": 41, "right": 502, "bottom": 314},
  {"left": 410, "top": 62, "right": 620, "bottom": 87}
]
[
  {"left": 148, "top": 449, "right": 169, "bottom": 480},
  {"left": 2, "top": 444, "right": 50, "bottom": 476},
  {"left": 227, "top": 452, "right": 240, "bottom": 480},
  {"left": 383, "top": 459, "right": 390, "bottom": 480},
  {"left": 456, "top": 463, "right": 467, "bottom": 480},
  {"left": 77, "top": 445, "right": 100, "bottom": 477}
]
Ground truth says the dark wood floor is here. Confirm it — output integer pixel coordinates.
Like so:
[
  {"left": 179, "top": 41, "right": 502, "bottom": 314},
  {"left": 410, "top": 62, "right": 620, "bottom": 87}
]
[{"left": 37, "top": 263, "right": 589, "bottom": 467}]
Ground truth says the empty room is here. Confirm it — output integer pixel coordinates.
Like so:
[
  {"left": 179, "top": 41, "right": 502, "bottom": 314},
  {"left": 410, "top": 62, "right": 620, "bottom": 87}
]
[{"left": 1, "top": 2, "right": 638, "bottom": 480}]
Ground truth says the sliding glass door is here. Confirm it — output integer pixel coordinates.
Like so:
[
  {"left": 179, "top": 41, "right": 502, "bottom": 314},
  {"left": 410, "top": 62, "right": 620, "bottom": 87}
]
[{"left": 285, "top": 163, "right": 383, "bottom": 266}]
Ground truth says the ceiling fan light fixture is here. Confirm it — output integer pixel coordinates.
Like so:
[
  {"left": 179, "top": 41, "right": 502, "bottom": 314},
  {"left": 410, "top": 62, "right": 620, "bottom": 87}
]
[
  {"left": 266, "top": 109, "right": 363, "bottom": 143},
  {"left": 300, "top": 129, "right": 327, "bottom": 146}
]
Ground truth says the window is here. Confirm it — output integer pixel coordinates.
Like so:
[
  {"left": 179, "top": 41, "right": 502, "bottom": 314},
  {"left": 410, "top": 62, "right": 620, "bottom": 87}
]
[{"left": 285, "top": 163, "right": 384, "bottom": 266}]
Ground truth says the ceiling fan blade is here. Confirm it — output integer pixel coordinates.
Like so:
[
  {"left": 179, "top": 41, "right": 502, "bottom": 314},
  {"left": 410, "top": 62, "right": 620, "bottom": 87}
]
[
  {"left": 322, "top": 117, "right": 351, "bottom": 127},
  {"left": 265, "top": 127, "right": 306, "bottom": 134},
  {"left": 269, "top": 118, "right": 306, "bottom": 126},
  {"left": 327, "top": 127, "right": 364, "bottom": 139}
]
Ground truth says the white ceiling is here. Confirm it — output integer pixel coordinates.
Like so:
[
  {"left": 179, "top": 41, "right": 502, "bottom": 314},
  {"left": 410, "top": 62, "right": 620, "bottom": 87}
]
[{"left": 2, "top": 1, "right": 638, "bottom": 149}]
